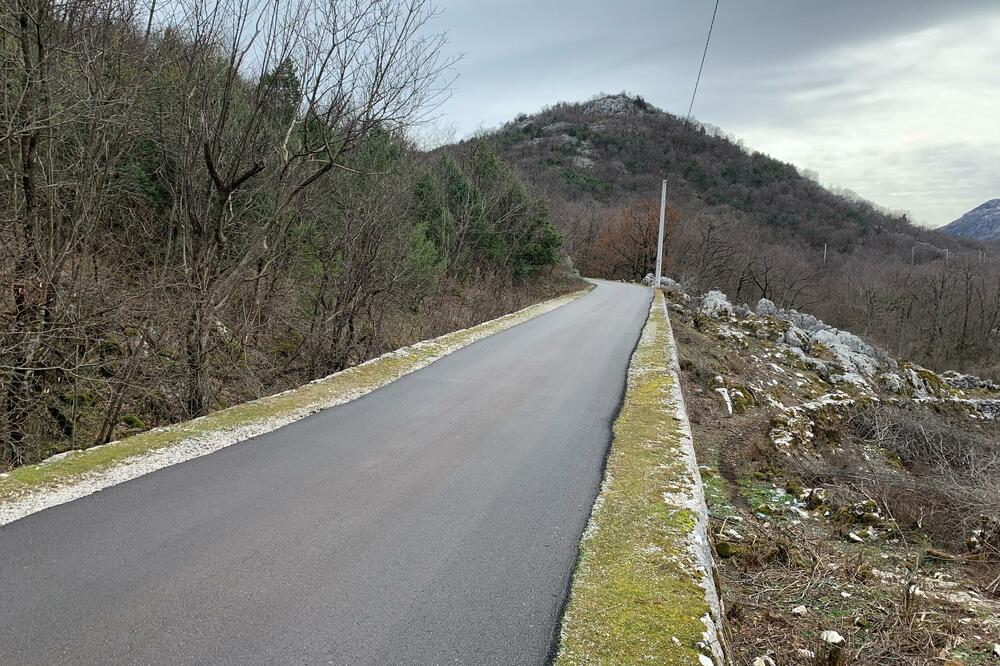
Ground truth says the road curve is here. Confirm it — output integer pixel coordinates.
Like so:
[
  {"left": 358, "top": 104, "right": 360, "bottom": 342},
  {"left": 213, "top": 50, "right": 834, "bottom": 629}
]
[{"left": 0, "top": 280, "right": 651, "bottom": 665}]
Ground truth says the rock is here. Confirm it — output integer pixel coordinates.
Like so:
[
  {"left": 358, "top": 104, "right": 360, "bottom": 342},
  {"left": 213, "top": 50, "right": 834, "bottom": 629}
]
[
  {"left": 812, "top": 328, "right": 882, "bottom": 379},
  {"left": 660, "top": 277, "right": 685, "bottom": 294},
  {"left": 715, "top": 387, "right": 733, "bottom": 415},
  {"left": 880, "top": 372, "right": 904, "bottom": 394},
  {"left": 754, "top": 298, "right": 781, "bottom": 317},
  {"left": 752, "top": 657, "right": 776, "bottom": 666},
  {"left": 785, "top": 326, "right": 808, "bottom": 348},
  {"left": 582, "top": 93, "right": 647, "bottom": 116},
  {"left": 792, "top": 604, "right": 809, "bottom": 617},
  {"left": 968, "top": 516, "right": 1000, "bottom": 554},
  {"left": 817, "top": 631, "right": 847, "bottom": 666},
  {"left": 699, "top": 290, "right": 733, "bottom": 318},
  {"left": 730, "top": 387, "right": 753, "bottom": 413},
  {"left": 847, "top": 531, "right": 865, "bottom": 543},
  {"left": 802, "top": 487, "right": 828, "bottom": 509},
  {"left": 755, "top": 298, "right": 778, "bottom": 317},
  {"left": 941, "top": 370, "right": 999, "bottom": 391},
  {"left": 992, "top": 643, "right": 1000, "bottom": 657},
  {"left": 820, "top": 630, "right": 845, "bottom": 645}
]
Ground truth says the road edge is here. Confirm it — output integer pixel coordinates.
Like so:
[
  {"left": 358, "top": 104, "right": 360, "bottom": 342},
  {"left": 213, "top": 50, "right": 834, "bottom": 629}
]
[
  {"left": 555, "top": 289, "right": 730, "bottom": 665},
  {"left": 0, "top": 285, "right": 592, "bottom": 526}
]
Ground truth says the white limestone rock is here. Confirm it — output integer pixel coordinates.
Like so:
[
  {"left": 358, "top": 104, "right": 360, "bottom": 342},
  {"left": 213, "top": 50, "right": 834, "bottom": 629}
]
[
  {"left": 755, "top": 298, "right": 778, "bottom": 317},
  {"left": 699, "top": 290, "right": 734, "bottom": 318}
]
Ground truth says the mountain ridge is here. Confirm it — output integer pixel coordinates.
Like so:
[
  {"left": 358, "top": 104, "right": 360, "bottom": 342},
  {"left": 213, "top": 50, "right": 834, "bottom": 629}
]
[
  {"left": 939, "top": 199, "right": 1000, "bottom": 241},
  {"left": 473, "top": 93, "right": 977, "bottom": 259}
]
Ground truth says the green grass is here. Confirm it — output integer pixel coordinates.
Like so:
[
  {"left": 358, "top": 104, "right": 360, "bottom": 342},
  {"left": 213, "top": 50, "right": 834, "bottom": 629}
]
[
  {"left": 556, "top": 291, "right": 714, "bottom": 665},
  {"left": 0, "top": 287, "right": 591, "bottom": 504}
]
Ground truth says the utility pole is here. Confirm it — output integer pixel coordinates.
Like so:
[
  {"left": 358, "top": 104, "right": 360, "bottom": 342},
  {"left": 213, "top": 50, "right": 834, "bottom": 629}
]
[{"left": 654, "top": 179, "right": 666, "bottom": 287}]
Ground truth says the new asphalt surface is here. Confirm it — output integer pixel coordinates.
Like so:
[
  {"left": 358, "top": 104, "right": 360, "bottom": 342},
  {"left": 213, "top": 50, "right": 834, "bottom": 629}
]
[{"left": 0, "top": 280, "right": 651, "bottom": 665}]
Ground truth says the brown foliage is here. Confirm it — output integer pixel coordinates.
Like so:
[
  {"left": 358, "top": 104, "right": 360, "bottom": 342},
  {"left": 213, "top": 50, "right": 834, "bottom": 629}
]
[{"left": 580, "top": 200, "right": 679, "bottom": 281}]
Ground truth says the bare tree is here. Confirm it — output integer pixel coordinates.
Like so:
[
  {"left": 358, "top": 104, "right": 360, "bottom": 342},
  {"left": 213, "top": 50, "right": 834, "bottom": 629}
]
[{"left": 155, "top": 0, "right": 454, "bottom": 414}]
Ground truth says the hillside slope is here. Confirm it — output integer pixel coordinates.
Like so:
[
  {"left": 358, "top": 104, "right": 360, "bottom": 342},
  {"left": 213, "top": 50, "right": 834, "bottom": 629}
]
[
  {"left": 461, "top": 94, "right": 1000, "bottom": 379},
  {"left": 483, "top": 93, "right": 968, "bottom": 256},
  {"left": 939, "top": 199, "right": 1000, "bottom": 241},
  {"left": 666, "top": 281, "right": 1000, "bottom": 664}
]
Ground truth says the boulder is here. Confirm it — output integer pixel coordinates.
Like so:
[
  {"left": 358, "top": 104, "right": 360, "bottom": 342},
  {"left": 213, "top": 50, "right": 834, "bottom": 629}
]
[
  {"left": 699, "top": 290, "right": 733, "bottom": 318},
  {"left": 660, "top": 277, "right": 685, "bottom": 294},
  {"left": 755, "top": 298, "right": 778, "bottom": 317},
  {"left": 811, "top": 328, "right": 882, "bottom": 379},
  {"left": 785, "top": 326, "right": 808, "bottom": 348}
]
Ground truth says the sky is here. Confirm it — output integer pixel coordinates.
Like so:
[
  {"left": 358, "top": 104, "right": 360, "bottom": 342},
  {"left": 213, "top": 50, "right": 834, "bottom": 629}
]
[{"left": 426, "top": 0, "right": 1000, "bottom": 228}]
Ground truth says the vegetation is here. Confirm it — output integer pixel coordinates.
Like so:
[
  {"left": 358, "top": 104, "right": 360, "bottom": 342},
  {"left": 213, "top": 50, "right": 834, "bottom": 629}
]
[
  {"left": 488, "top": 93, "right": 1000, "bottom": 380},
  {"left": 669, "top": 288, "right": 1000, "bottom": 664},
  {"left": 0, "top": 287, "right": 587, "bottom": 510},
  {"left": 0, "top": 0, "right": 566, "bottom": 470}
]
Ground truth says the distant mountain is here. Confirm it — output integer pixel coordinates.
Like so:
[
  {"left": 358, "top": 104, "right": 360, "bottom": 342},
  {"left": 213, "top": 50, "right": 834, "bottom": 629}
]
[{"left": 939, "top": 200, "right": 1000, "bottom": 241}]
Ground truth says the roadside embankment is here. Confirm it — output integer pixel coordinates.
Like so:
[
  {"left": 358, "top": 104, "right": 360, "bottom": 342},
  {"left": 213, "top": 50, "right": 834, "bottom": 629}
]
[
  {"left": 0, "top": 286, "right": 591, "bottom": 525},
  {"left": 556, "top": 290, "right": 728, "bottom": 665}
]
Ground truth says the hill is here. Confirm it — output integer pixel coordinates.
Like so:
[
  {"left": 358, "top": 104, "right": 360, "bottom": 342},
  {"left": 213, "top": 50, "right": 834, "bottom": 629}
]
[
  {"left": 461, "top": 93, "right": 1000, "bottom": 378},
  {"left": 483, "top": 93, "right": 954, "bottom": 253},
  {"left": 939, "top": 199, "right": 1000, "bottom": 241}
]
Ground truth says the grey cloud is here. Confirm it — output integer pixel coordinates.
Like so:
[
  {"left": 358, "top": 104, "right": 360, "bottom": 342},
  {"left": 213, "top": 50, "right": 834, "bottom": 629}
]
[{"left": 429, "top": 0, "right": 1000, "bottom": 226}]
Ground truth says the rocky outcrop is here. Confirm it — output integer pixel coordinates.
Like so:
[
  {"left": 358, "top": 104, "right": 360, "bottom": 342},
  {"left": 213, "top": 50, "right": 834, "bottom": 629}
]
[{"left": 651, "top": 279, "right": 1000, "bottom": 425}]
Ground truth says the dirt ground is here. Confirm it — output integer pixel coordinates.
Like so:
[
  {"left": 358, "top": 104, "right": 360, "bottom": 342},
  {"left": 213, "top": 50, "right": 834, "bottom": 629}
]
[{"left": 668, "top": 293, "right": 1000, "bottom": 665}]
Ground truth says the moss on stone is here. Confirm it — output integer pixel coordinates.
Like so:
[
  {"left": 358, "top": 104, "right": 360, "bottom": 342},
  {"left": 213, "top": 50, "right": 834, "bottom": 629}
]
[{"left": 557, "top": 291, "right": 715, "bottom": 665}]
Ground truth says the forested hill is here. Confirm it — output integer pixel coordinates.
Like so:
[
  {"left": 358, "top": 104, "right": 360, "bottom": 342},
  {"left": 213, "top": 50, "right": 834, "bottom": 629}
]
[
  {"left": 481, "top": 93, "right": 978, "bottom": 258},
  {"left": 466, "top": 94, "right": 1000, "bottom": 380}
]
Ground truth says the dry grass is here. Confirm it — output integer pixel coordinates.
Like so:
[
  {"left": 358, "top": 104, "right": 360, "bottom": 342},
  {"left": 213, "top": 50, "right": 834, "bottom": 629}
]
[{"left": 669, "top": 298, "right": 1000, "bottom": 665}]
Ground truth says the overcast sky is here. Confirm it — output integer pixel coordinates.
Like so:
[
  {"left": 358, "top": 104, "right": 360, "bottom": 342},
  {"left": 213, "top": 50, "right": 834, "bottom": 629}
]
[{"left": 427, "top": 0, "right": 1000, "bottom": 228}]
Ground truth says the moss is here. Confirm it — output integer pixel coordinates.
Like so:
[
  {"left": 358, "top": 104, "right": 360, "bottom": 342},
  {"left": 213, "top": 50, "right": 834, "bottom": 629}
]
[
  {"left": 120, "top": 414, "right": 145, "bottom": 429},
  {"left": 557, "top": 291, "right": 714, "bottom": 665},
  {"left": 1, "top": 287, "right": 591, "bottom": 504},
  {"left": 729, "top": 387, "right": 753, "bottom": 414}
]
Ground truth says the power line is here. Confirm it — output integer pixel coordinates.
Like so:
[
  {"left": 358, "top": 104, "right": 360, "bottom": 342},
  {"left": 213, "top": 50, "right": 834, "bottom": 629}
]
[{"left": 684, "top": 0, "right": 720, "bottom": 128}]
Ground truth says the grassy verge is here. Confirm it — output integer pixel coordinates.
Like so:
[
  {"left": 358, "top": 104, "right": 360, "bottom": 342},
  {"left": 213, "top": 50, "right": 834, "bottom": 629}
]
[
  {"left": 556, "top": 291, "right": 720, "bottom": 665},
  {"left": 0, "top": 286, "right": 591, "bottom": 512}
]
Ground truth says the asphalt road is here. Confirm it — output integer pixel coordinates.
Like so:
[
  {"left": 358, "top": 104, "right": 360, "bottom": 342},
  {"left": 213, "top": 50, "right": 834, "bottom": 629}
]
[{"left": 0, "top": 280, "right": 651, "bottom": 665}]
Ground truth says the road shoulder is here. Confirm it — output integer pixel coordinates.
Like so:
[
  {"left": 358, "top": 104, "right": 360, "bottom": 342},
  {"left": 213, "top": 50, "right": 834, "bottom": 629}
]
[{"left": 555, "top": 289, "right": 728, "bottom": 665}]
